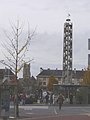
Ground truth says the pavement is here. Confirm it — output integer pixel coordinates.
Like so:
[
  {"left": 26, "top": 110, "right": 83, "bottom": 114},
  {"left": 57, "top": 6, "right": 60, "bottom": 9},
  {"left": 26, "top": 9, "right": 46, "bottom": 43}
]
[
  {"left": 1, "top": 104, "right": 90, "bottom": 120},
  {"left": 3, "top": 115, "right": 90, "bottom": 120},
  {"left": 18, "top": 115, "right": 90, "bottom": 120},
  {"left": 0, "top": 115, "right": 90, "bottom": 120}
]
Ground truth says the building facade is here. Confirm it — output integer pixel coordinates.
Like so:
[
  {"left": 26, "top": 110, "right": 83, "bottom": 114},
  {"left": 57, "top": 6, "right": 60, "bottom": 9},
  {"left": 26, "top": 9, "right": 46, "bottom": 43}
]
[
  {"left": 37, "top": 68, "right": 62, "bottom": 89},
  {"left": 22, "top": 63, "right": 37, "bottom": 94},
  {"left": 0, "top": 68, "right": 14, "bottom": 84},
  {"left": 37, "top": 68, "right": 84, "bottom": 89}
]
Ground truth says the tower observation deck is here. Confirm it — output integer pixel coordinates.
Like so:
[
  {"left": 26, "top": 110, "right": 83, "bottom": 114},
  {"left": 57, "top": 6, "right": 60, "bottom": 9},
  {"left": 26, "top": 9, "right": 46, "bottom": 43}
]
[{"left": 63, "top": 15, "right": 73, "bottom": 84}]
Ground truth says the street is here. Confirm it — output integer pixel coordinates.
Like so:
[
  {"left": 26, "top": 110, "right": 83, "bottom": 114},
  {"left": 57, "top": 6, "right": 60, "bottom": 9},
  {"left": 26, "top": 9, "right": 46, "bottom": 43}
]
[{"left": 8, "top": 105, "right": 90, "bottom": 120}]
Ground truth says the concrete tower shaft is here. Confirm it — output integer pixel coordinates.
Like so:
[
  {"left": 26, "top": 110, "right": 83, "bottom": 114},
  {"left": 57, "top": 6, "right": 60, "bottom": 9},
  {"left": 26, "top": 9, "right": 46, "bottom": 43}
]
[{"left": 63, "top": 16, "right": 73, "bottom": 84}]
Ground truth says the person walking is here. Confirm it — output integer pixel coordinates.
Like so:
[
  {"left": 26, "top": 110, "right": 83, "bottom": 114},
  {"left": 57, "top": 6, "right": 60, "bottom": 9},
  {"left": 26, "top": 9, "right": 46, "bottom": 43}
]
[
  {"left": 45, "top": 94, "right": 49, "bottom": 104},
  {"left": 49, "top": 93, "right": 53, "bottom": 105},
  {"left": 52, "top": 94, "right": 55, "bottom": 105},
  {"left": 69, "top": 93, "right": 73, "bottom": 104},
  {"left": 57, "top": 93, "right": 64, "bottom": 110}
]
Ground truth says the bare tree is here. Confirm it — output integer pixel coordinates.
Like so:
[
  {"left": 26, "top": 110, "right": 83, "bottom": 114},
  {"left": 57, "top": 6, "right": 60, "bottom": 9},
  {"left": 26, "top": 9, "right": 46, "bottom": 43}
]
[{"left": 0, "top": 20, "right": 35, "bottom": 117}]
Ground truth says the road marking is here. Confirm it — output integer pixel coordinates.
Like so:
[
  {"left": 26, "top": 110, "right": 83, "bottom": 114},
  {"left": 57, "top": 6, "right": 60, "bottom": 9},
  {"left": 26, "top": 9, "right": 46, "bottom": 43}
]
[
  {"left": 54, "top": 108, "right": 58, "bottom": 115},
  {"left": 24, "top": 108, "right": 32, "bottom": 110},
  {"left": 9, "top": 116, "right": 15, "bottom": 119},
  {"left": 87, "top": 113, "right": 90, "bottom": 116},
  {"left": 10, "top": 105, "right": 48, "bottom": 109},
  {"left": 23, "top": 106, "right": 48, "bottom": 110},
  {"left": 84, "top": 113, "right": 90, "bottom": 116},
  {"left": 26, "top": 112, "right": 34, "bottom": 114},
  {"left": 82, "top": 109, "right": 90, "bottom": 112}
]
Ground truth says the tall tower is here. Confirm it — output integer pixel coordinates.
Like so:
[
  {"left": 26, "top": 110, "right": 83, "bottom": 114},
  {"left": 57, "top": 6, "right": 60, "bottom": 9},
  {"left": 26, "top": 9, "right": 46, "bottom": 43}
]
[
  {"left": 23, "top": 63, "right": 31, "bottom": 80},
  {"left": 63, "top": 15, "right": 73, "bottom": 84}
]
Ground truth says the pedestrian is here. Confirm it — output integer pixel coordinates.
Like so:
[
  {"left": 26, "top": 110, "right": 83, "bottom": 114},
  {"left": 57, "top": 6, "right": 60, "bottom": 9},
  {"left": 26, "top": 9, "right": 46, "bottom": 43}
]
[
  {"left": 49, "top": 93, "right": 53, "bottom": 105},
  {"left": 57, "top": 93, "right": 64, "bottom": 110},
  {"left": 20, "top": 94, "right": 26, "bottom": 105},
  {"left": 45, "top": 94, "right": 49, "bottom": 104},
  {"left": 52, "top": 94, "right": 55, "bottom": 105},
  {"left": 69, "top": 93, "right": 73, "bottom": 104}
]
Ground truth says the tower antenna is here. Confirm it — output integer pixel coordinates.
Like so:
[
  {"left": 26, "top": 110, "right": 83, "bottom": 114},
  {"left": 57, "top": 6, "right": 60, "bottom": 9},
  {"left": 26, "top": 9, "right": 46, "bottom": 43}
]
[{"left": 67, "top": 13, "right": 70, "bottom": 18}]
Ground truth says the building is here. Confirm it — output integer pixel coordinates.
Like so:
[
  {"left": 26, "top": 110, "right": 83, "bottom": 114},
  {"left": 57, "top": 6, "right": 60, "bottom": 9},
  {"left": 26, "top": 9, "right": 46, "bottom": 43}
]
[
  {"left": 19, "top": 76, "right": 37, "bottom": 94},
  {"left": 23, "top": 63, "right": 31, "bottom": 80},
  {"left": 63, "top": 15, "right": 73, "bottom": 84},
  {"left": 37, "top": 68, "right": 62, "bottom": 89},
  {"left": 0, "top": 68, "right": 14, "bottom": 85},
  {"left": 21, "top": 63, "right": 37, "bottom": 94},
  {"left": 37, "top": 68, "right": 84, "bottom": 89}
]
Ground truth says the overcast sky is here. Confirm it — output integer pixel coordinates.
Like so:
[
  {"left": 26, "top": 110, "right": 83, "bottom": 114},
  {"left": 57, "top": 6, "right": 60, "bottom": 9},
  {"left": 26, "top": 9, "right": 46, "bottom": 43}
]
[{"left": 0, "top": 0, "right": 90, "bottom": 77}]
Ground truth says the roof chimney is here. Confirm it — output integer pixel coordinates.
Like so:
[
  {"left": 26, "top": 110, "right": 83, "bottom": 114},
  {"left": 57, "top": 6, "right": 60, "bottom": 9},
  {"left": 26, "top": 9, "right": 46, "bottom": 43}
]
[
  {"left": 74, "top": 68, "right": 76, "bottom": 74},
  {"left": 47, "top": 68, "right": 50, "bottom": 70},
  {"left": 40, "top": 67, "right": 43, "bottom": 72}
]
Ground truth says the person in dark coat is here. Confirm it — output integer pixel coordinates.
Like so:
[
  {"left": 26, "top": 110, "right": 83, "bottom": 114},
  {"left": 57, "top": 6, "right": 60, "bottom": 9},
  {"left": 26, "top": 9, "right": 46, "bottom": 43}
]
[
  {"left": 69, "top": 93, "right": 73, "bottom": 104},
  {"left": 57, "top": 93, "right": 64, "bottom": 110},
  {"left": 45, "top": 94, "right": 49, "bottom": 104}
]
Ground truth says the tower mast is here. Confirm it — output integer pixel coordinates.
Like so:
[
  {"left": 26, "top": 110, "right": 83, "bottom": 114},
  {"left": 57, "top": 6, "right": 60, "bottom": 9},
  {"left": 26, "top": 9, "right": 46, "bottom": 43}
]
[{"left": 63, "top": 14, "right": 73, "bottom": 84}]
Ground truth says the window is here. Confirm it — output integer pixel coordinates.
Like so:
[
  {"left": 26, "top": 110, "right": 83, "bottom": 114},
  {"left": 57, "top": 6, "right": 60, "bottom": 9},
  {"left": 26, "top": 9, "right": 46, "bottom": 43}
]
[
  {"left": 43, "top": 78, "right": 46, "bottom": 81},
  {"left": 43, "top": 82, "right": 46, "bottom": 85}
]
